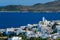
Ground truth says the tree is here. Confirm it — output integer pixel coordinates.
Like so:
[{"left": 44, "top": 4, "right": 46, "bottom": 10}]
[
  {"left": 19, "top": 33, "right": 27, "bottom": 40},
  {"left": 57, "top": 38, "right": 60, "bottom": 40},
  {"left": 0, "top": 33, "right": 3, "bottom": 37},
  {"left": 28, "top": 37, "right": 45, "bottom": 40}
]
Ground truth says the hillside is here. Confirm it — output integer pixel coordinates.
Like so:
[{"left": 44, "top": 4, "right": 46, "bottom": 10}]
[{"left": 0, "top": 1, "right": 60, "bottom": 12}]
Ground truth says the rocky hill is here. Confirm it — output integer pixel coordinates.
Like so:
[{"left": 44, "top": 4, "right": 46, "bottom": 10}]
[{"left": 0, "top": 1, "right": 60, "bottom": 12}]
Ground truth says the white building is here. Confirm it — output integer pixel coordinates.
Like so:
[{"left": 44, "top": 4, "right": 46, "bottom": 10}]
[
  {"left": 27, "top": 24, "right": 33, "bottom": 28},
  {"left": 20, "top": 26, "right": 26, "bottom": 29},
  {"left": 48, "top": 33, "right": 59, "bottom": 40},
  {"left": 26, "top": 31, "right": 34, "bottom": 38},
  {"left": 8, "top": 37, "right": 22, "bottom": 40},
  {"left": 6, "top": 28, "right": 15, "bottom": 35},
  {"left": 56, "top": 25, "right": 60, "bottom": 33},
  {"left": 0, "top": 29, "right": 6, "bottom": 33},
  {"left": 16, "top": 28, "right": 25, "bottom": 35},
  {"left": 39, "top": 17, "right": 50, "bottom": 27},
  {"left": 39, "top": 17, "right": 53, "bottom": 34},
  {"left": 54, "top": 20, "right": 60, "bottom": 25}
]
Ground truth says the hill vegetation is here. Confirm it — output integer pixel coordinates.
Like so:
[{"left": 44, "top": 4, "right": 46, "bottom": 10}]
[{"left": 0, "top": 1, "right": 60, "bottom": 12}]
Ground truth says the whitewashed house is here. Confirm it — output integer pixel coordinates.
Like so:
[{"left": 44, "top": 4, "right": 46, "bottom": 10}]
[
  {"left": 6, "top": 28, "right": 15, "bottom": 35},
  {"left": 56, "top": 25, "right": 60, "bottom": 33},
  {"left": 16, "top": 28, "right": 25, "bottom": 35},
  {"left": 8, "top": 36, "right": 22, "bottom": 40}
]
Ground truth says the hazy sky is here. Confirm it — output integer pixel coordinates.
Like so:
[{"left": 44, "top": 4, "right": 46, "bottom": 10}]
[{"left": 0, "top": 0, "right": 55, "bottom": 6}]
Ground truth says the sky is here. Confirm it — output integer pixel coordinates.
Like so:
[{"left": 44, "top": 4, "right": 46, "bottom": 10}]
[{"left": 0, "top": 0, "right": 55, "bottom": 6}]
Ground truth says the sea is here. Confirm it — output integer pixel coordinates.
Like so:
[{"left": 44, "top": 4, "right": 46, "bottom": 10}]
[{"left": 0, "top": 12, "right": 60, "bottom": 28}]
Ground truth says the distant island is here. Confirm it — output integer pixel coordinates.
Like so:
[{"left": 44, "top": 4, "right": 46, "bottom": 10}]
[{"left": 0, "top": 0, "right": 60, "bottom": 12}]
